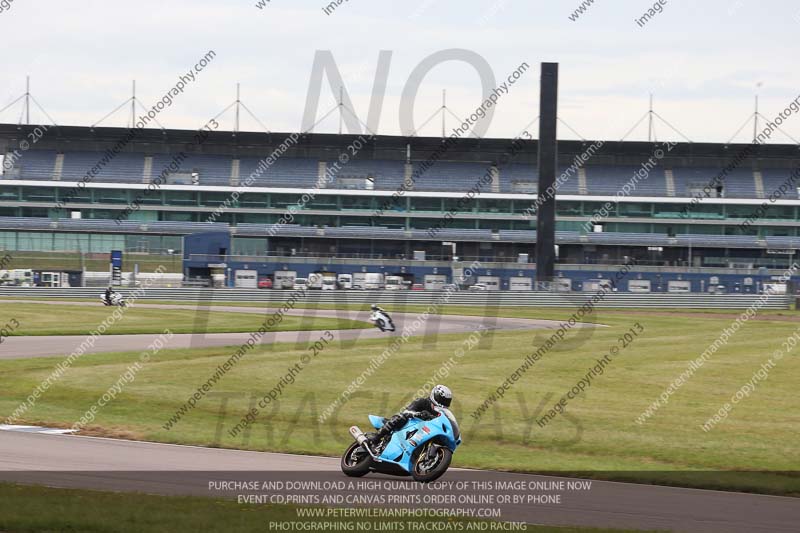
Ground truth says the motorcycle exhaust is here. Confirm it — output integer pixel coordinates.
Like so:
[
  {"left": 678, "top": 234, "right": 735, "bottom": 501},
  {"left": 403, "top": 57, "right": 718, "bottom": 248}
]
[
  {"left": 349, "top": 425, "right": 381, "bottom": 461},
  {"left": 349, "top": 425, "right": 367, "bottom": 442}
]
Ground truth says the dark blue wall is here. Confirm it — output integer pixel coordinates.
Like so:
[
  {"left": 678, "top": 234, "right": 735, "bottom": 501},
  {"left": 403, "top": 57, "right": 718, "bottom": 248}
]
[{"left": 183, "top": 232, "right": 231, "bottom": 261}]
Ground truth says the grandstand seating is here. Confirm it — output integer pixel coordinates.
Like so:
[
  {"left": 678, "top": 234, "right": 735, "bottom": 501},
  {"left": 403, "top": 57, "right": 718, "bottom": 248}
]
[
  {"left": 671, "top": 167, "right": 757, "bottom": 198},
  {"left": 261, "top": 224, "right": 320, "bottom": 237},
  {"left": 412, "top": 228, "right": 493, "bottom": 241},
  {"left": 151, "top": 154, "right": 231, "bottom": 185},
  {"left": 61, "top": 151, "right": 145, "bottom": 183},
  {"left": 498, "top": 229, "right": 536, "bottom": 242},
  {"left": 677, "top": 233, "right": 762, "bottom": 247},
  {"left": 720, "top": 169, "right": 759, "bottom": 198},
  {"left": 764, "top": 235, "right": 800, "bottom": 248},
  {"left": 585, "top": 165, "right": 667, "bottom": 196},
  {"left": 583, "top": 231, "right": 673, "bottom": 246},
  {"left": 761, "top": 169, "right": 800, "bottom": 199},
  {"left": 234, "top": 222, "right": 284, "bottom": 236},
  {"left": 238, "top": 157, "right": 319, "bottom": 187},
  {"left": 497, "top": 163, "right": 538, "bottom": 193},
  {"left": 331, "top": 225, "right": 402, "bottom": 237},
  {"left": 2, "top": 149, "right": 797, "bottom": 202},
  {"left": 328, "top": 159, "right": 406, "bottom": 189},
  {"left": 409, "top": 161, "right": 489, "bottom": 192},
  {"left": 6, "top": 150, "right": 57, "bottom": 179}
]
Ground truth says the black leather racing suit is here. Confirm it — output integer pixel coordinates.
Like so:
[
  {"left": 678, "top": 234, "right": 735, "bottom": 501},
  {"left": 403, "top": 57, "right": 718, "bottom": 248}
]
[{"left": 370, "top": 397, "right": 438, "bottom": 444}]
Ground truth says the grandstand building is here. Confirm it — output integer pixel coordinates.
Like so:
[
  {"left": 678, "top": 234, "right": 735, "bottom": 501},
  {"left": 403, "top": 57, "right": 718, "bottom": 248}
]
[{"left": 0, "top": 123, "right": 798, "bottom": 291}]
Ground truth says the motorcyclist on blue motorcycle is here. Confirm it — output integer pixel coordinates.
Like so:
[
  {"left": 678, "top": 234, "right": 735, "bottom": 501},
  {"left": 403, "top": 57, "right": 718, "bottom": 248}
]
[{"left": 367, "top": 384, "right": 452, "bottom": 452}]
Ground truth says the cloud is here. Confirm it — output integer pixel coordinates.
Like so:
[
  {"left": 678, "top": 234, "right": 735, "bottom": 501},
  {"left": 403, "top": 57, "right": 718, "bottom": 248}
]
[{"left": 0, "top": 0, "right": 796, "bottom": 142}]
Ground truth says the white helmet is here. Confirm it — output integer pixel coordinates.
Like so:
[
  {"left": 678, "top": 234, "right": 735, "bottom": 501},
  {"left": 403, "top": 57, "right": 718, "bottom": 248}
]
[{"left": 430, "top": 384, "right": 452, "bottom": 408}]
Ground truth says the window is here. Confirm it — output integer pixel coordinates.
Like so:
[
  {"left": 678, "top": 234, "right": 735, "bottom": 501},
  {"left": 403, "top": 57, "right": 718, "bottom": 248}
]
[
  {"left": 512, "top": 199, "right": 537, "bottom": 214},
  {"left": 306, "top": 195, "right": 338, "bottom": 210},
  {"left": 0, "top": 187, "right": 19, "bottom": 201},
  {"left": 618, "top": 203, "right": 651, "bottom": 217},
  {"left": 0, "top": 231, "right": 16, "bottom": 250},
  {"left": 556, "top": 201, "right": 581, "bottom": 216},
  {"left": 95, "top": 190, "right": 128, "bottom": 204},
  {"left": 478, "top": 219, "right": 512, "bottom": 231},
  {"left": 162, "top": 211, "right": 194, "bottom": 222},
  {"left": 443, "top": 197, "right": 476, "bottom": 213},
  {"left": 163, "top": 191, "right": 195, "bottom": 206},
  {"left": 479, "top": 199, "right": 511, "bottom": 214},
  {"left": 271, "top": 194, "right": 301, "bottom": 209},
  {"left": 53, "top": 233, "right": 89, "bottom": 252},
  {"left": 21, "top": 187, "right": 56, "bottom": 202},
  {"left": 199, "top": 192, "right": 231, "bottom": 207},
  {"left": 239, "top": 193, "right": 267, "bottom": 208},
  {"left": 340, "top": 196, "right": 372, "bottom": 210},
  {"left": 233, "top": 237, "right": 267, "bottom": 256},
  {"left": 17, "top": 232, "right": 53, "bottom": 252},
  {"left": 237, "top": 213, "right": 271, "bottom": 224},
  {"left": 410, "top": 198, "right": 440, "bottom": 212}
]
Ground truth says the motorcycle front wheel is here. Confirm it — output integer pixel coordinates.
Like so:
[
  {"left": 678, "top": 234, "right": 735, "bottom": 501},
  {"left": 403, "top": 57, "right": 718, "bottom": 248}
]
[
  {"left": 411, "top": 442, "right": 452, "bottom": 483},
  {"left": 341, "top": 441, "right": 373, "bottom": 477}
]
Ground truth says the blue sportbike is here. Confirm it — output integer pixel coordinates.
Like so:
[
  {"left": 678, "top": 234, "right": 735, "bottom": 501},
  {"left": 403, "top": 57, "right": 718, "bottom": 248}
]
[{"left": 341, "top": 408, "right": 461, "bottom": 483}]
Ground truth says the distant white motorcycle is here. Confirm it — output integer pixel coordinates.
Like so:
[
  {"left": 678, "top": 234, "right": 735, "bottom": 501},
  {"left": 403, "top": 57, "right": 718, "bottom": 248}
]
[
  {"left": 370, "top": 308, "right": 395, "bottom": 332},
  {"left": 100, "top": 292, "right": 126, "bottom": 307}
]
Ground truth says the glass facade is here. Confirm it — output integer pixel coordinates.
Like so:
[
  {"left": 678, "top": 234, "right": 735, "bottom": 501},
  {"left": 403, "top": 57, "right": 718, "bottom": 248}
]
[
  {"left": 1, "top": 185, "right": 797, "bottom": 220},
  {"left": 0, "top": 231, "right": 181, "bottom": 254},
  {"left": 0, "top": 185, "right": 798, "bottom": 255}
]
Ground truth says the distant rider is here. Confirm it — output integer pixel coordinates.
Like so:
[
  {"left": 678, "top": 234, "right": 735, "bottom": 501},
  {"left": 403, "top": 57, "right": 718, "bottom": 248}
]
[
  {"left": 367, "top": 385, "right": 452, "bottom": 451},
  {"left": 104, "top": 286, "right": 114, "bottom": 305},
  {"left": 370, "top": 304, "right": 395, "bottom": 331}
]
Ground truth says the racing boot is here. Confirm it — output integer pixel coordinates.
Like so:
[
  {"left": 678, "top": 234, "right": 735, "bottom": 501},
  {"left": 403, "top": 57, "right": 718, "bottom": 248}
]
[{"left": 366, "top": 414, "right": 406, "bottom": 453}]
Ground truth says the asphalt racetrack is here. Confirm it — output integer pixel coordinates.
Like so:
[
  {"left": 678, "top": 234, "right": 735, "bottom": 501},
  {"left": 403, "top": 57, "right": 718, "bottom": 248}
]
[
  {"left": 0, "top": 430, "right": 798, "bottom": 532},
  {"left": 0, "top": 300, "right": 588, "bottom": 359}
]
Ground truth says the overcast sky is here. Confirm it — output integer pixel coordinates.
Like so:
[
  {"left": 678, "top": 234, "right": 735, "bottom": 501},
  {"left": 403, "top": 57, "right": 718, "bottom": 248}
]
[{"left": 1, "top": 0, "right": 798, "bottom": 143}]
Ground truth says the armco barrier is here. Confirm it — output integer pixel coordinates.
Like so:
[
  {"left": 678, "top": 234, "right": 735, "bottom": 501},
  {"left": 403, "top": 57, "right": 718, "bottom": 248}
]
[{"left": 0, "top": 288, "right": 792, "bottom": 309}]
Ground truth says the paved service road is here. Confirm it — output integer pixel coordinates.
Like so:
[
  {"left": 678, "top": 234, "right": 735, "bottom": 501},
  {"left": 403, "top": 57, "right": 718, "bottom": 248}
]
[
  {"left": 0, "top": 431, "right": 798, "bottom": 533},
  {"left": 0, "top": 300, "right": 594, "bottom": 360}
]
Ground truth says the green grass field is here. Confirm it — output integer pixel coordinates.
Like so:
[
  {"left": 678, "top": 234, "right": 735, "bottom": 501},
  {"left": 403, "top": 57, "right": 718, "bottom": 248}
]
[
  {"left": 0, "top": 484, "right": 642, "bottom": 533},
  {"left": 1, "top": 304, "right": 798, "bottom": 495},
  {"left": 0, "top": 302, "right": 366, "bottom": 336}
]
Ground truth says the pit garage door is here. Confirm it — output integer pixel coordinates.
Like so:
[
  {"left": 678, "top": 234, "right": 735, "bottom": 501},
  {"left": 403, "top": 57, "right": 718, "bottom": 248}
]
[{"left": 235, "top": 270, "right": 258, "bottom": 289}]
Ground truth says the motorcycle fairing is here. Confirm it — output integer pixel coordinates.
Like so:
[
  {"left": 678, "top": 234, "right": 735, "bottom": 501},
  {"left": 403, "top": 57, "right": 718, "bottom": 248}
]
[{"left": 372, "top": 411, "right": 458, "bottom": 472}]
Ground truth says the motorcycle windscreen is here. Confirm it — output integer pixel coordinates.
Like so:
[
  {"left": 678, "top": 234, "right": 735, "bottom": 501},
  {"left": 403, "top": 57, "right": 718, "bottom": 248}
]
[
  {"left": 439, "top": 408, "right": 460, "bottom": 441},
  {"left": 368, "top": 415, "right": 385, "bottom": 429}
]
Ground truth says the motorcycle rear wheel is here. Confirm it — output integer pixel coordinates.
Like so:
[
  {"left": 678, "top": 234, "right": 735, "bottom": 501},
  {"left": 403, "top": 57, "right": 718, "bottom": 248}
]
[{"left": 341, "top": 441, "right": 373, "bottom": 477}]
